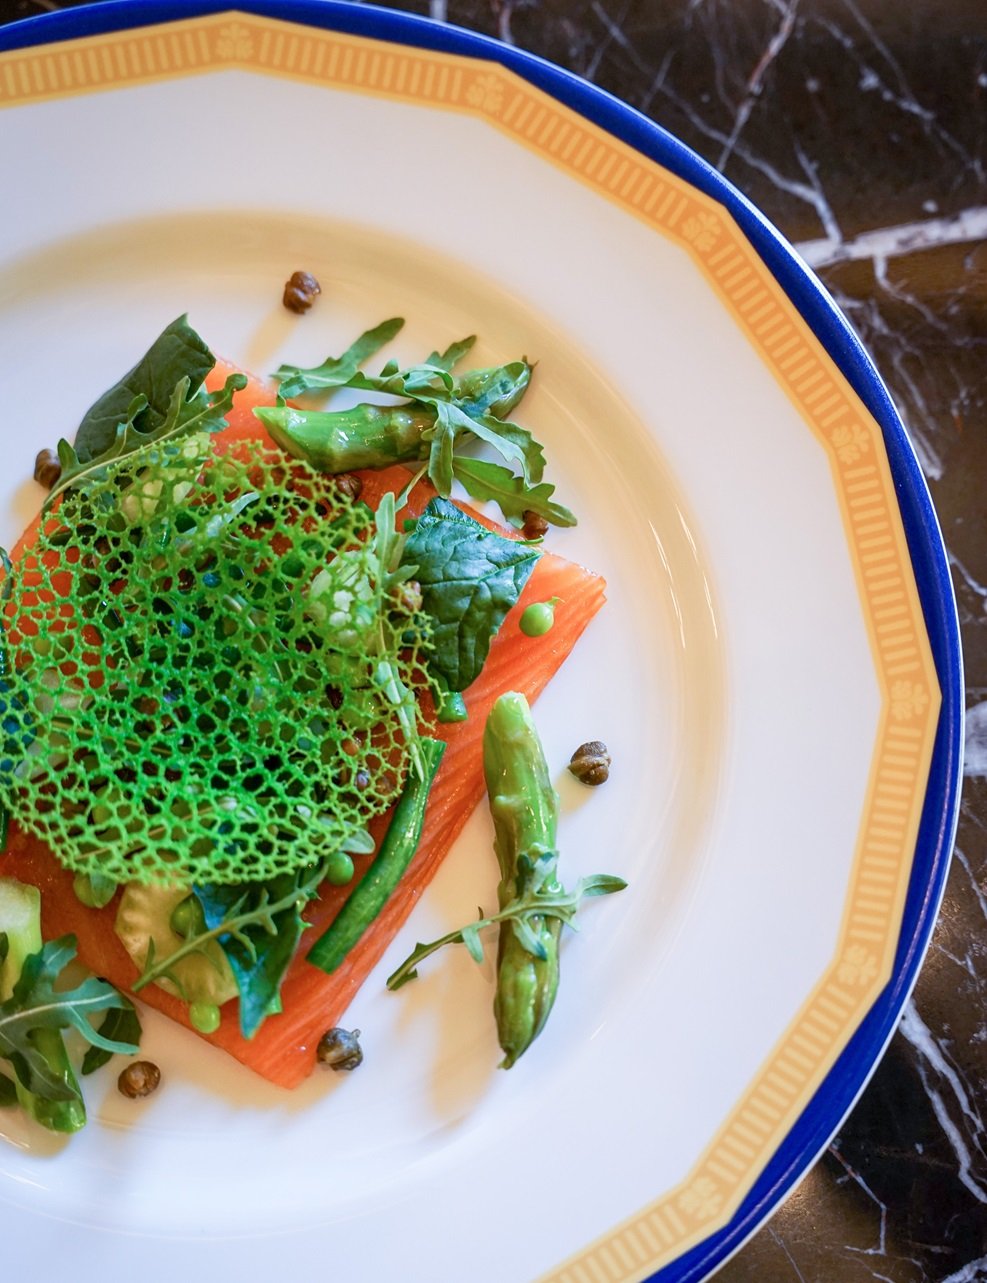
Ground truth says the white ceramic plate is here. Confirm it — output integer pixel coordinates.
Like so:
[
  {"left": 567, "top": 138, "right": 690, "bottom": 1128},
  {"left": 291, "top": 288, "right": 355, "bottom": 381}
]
[{"left": 0, "top": 6, "right": 962, "bottom": 1282}]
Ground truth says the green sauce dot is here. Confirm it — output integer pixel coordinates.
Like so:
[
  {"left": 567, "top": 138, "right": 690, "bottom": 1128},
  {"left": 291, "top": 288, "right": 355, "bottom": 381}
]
[
  {"left": 189, "top": 1001, "right": 221, "bottom": 1034},
  {"left": 325, "top": 850, "right": 356, "bottom": 886},
  {"left": 72, "top": 871, "right": 118, "bottom": 909},
  {"left": 519, "top": 597, "right": 560, "bottom": 637},
  {"left": 170, "top": 893, "right": 206, "bottom": 939}
]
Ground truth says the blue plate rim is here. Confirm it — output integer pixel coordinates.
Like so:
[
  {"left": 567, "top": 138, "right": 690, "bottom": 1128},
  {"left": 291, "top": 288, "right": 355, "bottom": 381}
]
[{"left": 0, "top": 3, "right": 965, "bottom": 1280}]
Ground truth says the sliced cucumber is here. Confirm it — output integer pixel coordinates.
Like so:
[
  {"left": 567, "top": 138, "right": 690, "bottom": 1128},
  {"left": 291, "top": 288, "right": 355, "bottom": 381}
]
[{"left": 0, "top": 877, "right": 42, "bottom": 1001}]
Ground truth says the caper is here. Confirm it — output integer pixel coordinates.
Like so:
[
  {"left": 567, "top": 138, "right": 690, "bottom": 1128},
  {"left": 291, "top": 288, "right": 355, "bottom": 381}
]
[
  {"left": 282, "top": 269, "right": 321, "bottom": 313},
  {"left": 521, "top": 510, "right": 550, "bottom": 540},
  {"left": 118, "top": 1060, "right": 161, "bottom": 1099},
  {"left": 392, "top": 578, "right": 424, "bottom": 614},
  {"left": 334, "top": 472, "right": 363, "bottom": 502},
  {"left": 567, "top": 740, "right": 611, "bottom": 786},
  {"left": 33, "top": 447, "right": 61, "bottom": 489},
  {"left": 316, "top": 1027, "right": 363, "bottom": 1072}
]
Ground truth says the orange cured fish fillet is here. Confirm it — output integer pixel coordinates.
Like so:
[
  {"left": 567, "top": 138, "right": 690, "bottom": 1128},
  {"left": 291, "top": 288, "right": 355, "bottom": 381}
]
[{"left": 1, "top": 363, "right": 606, "bottom": 1089}]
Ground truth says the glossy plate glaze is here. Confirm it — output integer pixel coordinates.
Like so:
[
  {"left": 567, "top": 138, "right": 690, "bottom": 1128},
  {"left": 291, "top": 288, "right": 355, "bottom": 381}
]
[{"left": 0, "top": 5, "right": 962, "bottom": 1281}]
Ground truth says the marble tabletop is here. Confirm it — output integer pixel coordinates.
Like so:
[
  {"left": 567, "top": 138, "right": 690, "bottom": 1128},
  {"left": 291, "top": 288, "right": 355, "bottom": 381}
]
[{"left": 0, "top": 0, "right": 983, "bottom": 1278}]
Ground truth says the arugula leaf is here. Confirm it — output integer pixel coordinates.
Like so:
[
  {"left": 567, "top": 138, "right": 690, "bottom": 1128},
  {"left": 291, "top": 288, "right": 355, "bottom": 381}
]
[
  {"left": 73, "top": 315, "right": 215, "bottom": 462},
  {"left": 451, "top": 457, "right": 577, "bottom": 528},
  {"left": 0, "top": 1070, "right": 16, "bottom": 1107},
  {"left": 423, "top": 335, "right": 477, "bottom": 374},
  {"left": 46, "top": 370, "right": 247, "bottom": 511},
  {"left": 0, "top": 935, "right": 139, "bottom": 1100},
  {"left": 194, "top": 873, "right": 310, "bottom": 1040},
  {"left": 81, "top": 1003, "right": 143, "bottom": 1076},
  {"left": 403, "top": 498, "right": 540, "bottom": 693},
  {"left": 387, "top": 871, "right": 627, "bottom": 990},
  {"left": 263, "top": 318, "right": 573, "bottom": 528},
  {"left": 273, "top": 317, "right": 406, "bottom": 399}
]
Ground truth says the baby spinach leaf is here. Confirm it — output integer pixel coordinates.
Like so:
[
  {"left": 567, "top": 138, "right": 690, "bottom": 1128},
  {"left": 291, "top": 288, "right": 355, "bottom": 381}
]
[
  {"left": 73, "top": 314, "right": 214, "bottom": 462},
  {"left": 403, "top": 498, "right": 541, "bottom": 693}
]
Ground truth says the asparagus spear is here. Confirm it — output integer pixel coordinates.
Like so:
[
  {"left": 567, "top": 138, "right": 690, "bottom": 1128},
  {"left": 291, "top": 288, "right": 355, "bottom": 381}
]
[
  {"left": 386, "top": 693, "right": 625, "bottom": 1066},
  {"left": 483, "top": 691, "right": 563, "bottom": 1067},
  {"left": 255, "top": 360, "right": 533, "bottom": 476}
]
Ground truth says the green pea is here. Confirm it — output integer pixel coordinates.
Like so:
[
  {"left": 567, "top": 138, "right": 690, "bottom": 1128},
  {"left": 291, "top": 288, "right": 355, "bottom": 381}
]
[
  {"left": 519, "top": 597, "right": 560, "bottom": 638},
  {"left": 170, "top": 893, "right": 206, "bottom": 939},
  {"left": 325, "top": 850, "right": 355, "bottom": 886},
  {"left": 189, "top": 1001, "right": 221, "bottom": 1034},
  {"left": 72, "top": 871, "right": 119, "bottom": 909},
  {"left": 435, "top": 686, "right": 468, "bottom": 724}
]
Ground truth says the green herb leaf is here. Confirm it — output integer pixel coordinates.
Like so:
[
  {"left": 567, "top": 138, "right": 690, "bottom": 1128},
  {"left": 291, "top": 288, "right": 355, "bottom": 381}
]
[
  {"left": 47, "top": 370, "right": 247, "bottom": 511},
  {"left": 342, "top": 336, "right": 475, "bottom": 400},
  {"left": 0, "top": 935, "right": 139, "bottom": 1100},
  {"left": 73, "top": 315, "right": 215, "bottom": 462},
  {"left": 194, "top": 873, "right": 312, "bottom": 1040},
  {"left": 426, "top": 335, "right": 478, "bottom": 374},
  {"left": 273, "top": 317, "right": 406, "bottom": 399},
  {"left": 260, "top": 318, "right": 574, "bottom": 528},
  {"left": 451, "top": 458, "right": 577, "bottom": 529},
  {"left": 0, "top": 1069, "right": 17, "bottom": 1107},
  {"left": 386, "top": 873, "right": 627, "bottom": 991},
  {"left": 81, "top": 1001, "right": 143, "bottom": 1075},
  {"left": 403, "top": 498, "right": 541, "bottom": 693}
]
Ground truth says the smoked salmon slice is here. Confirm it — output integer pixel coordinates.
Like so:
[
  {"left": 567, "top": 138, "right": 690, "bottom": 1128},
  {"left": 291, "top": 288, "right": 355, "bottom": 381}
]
[{"left": 1, "top": 363, "right": 606, "bottom": 1089}]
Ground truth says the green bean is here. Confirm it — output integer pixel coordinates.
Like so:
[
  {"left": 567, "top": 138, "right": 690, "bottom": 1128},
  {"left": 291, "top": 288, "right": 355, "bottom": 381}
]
[
  {"left": 307, "top": 738, "right": 445, "bottom": 973},
  {"left": 483, "top": 691, "right": 562, "bottom": 1067}
]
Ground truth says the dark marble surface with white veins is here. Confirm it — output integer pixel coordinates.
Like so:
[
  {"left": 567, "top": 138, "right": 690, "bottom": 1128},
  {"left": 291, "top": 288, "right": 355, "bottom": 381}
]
[{"left": 1, "top": 0, "right": 985, "bottom": 1278}]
